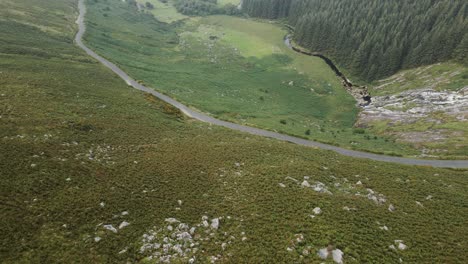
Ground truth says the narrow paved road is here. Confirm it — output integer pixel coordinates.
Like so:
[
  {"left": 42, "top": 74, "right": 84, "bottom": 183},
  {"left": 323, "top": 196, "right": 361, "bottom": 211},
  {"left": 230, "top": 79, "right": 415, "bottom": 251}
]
[{"left": 75, "top": 0, "right": 468, "bottom": 169}]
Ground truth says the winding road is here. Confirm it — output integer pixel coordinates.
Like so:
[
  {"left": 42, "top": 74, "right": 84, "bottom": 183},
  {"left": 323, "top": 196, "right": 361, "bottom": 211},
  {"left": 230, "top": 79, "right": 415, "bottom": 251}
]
[{"left": 75, "top": 0, "right": 468, "bottom": 169}]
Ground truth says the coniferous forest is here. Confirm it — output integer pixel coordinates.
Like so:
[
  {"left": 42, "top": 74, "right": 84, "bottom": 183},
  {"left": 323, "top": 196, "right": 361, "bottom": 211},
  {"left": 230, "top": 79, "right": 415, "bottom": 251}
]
[{"left": 242, "top": 0, "right": 468, "bottom": 81}]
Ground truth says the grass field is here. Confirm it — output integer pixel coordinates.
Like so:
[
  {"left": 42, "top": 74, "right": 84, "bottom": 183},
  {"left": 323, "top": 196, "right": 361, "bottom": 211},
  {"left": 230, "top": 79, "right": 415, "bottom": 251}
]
[
  {"left": 136, "top": 0, "right": 188, "bottom": 23},
  {"left": 1, "top": 0, "right": 468, "bottom": 263},
  {"left": 83, "top": 0, "right": 420, "bottom": 157}
]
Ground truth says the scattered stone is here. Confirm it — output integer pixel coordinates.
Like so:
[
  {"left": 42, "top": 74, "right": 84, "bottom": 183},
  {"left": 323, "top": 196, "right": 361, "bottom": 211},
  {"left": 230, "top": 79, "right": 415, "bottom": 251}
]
[
  {"left": 119, "top": 221, "right": 130, "bottom": 229},
  {"left": 30, "top": 164, "right": 37, "bottom": 168},
  {"left": 397, "top": 241, "right": 407, "bottom": 250},
  {"left": 99, "top": 202, "right": 105, "bottom": 208},
  {"left": 94, "top": 237, "right": 101, "bottom": 242},
  {"left": 178, "top": 200, "right": 183, "bottom": 206},
  {"left": 301, "top": 180, "right": 311, "bottom": 188},
  {"left": 66, "top": 178, "right": 71, "bottom": 181},
  {"left": 311, "top": 182, "right": 332, "bottom": 194},
  {"left": 388, "top": 204, "right": 396, "bottom": 212},
  {"left": 318, "top": 248, "right": 329, "bottom": 259},
  {"left": 416, "top": 201, "right": 424, "bottom": 207},
  {"left": 426, "top": 195, "right": 433, "bottom": 200},
  {"left": 211, "top": 218, "right": 220, "bottom": 230},
  {"left": 313, "top": 207, "right": 322, "bottom": 215},
  {"left": 278, "top": 183, "right": 286, "bottom": 188},
  {"left": 165, "top": 218, "right": 180, "bottom": 224},
  {"left": 332, "top": 249, "right": 344, "bottom": 264},
  {"left": 286, "top": 176, "right": 299, "bottom": 182},
  {"left": 103, "top": 224, "right": 117, "bottom": 233},
  {"left": 356, "top": 181, "right": 362, "bottom": 185},
  {"left": 118, "top": 247, "right": 128, "bottom": 254},
  {"left": 121, "top": 211, "right": 129, "bottom": 216},
  {"left": 380, "top": 225, "right": 389, "bottom": 231}
]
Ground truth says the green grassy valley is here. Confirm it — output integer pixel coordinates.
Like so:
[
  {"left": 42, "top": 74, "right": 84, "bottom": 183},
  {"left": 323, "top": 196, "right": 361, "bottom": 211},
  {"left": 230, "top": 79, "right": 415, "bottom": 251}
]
[
  {"left": 83, "top": 0, "right": 422, "bottom": 157},
  {"left": 1, "top": 0, "right": 467, "bottom": 263}
]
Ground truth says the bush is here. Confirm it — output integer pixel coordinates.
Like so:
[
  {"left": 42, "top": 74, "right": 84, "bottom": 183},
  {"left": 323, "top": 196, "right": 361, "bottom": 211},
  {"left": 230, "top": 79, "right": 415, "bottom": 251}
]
[{"left": 353, "top": 128, "right": 366, "bottom": 134}]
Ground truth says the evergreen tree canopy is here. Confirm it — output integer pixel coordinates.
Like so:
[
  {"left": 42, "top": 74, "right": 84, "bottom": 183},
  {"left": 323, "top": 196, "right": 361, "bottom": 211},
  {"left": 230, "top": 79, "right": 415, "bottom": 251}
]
[{"left": 242, "top": 0, "right": 468, "bottom": 81}]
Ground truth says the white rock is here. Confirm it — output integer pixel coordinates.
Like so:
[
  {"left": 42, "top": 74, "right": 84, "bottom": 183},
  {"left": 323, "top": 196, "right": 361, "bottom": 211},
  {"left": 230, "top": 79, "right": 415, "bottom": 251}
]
[
  {"left": 332, "top": 249, "right": 344, "bottom": 264},
  {"left": 380, "top": 225, "right": 389, "bottom": 231},
  {"left": 31, "top": 164, "right": 37, "bottom": 168},
  {"left": 119, "top": 221, "right": 130, "bottom": 229},
  {"left": 190, "top": 227, "right": 196, "bottom": 234},
  {"left": 121, "top": 211, "right": 129, "bottom": 216},
  {"left": 426, "top": 195, "right": 433, "bottom": 200},
  {"left": 178, "top": 223, "right": 189, "bottom": 230},
  {"left": 103, "top": 224, "right": 117, "bottom": 233},
  {"left": 301, "top": 180, "right": 311, "bottom": 188},
  {"left": 416, "top": 201, "right": 424, "bottom": 207},
  {"left": 313, "top": 207, "right": 322, "bottom": 215},
  {"left": 286, "top": 247, "right": 293, "bottom": 252},
  {"left": 94, "top": 236, "right": 101, "bottom": 242},
  {"left": 167, "top": 225, "right": 173, "bottom": 231},
  {"left": 388, "top": 204, "right": 396, "bottom": 212},
  {"left": 356, "top": 181, "right": 362, "bottom": 185},
  {"left": 99, "top": 202, "right": 105, "bottom": 207},
  {"left": 178, "top": 200, "right": 183, "bottom": 206},
  {"left": 66, "top": 178, "right": 71, "bottom": 181},
  {"left": 211, "top": 218, "right": 220, "bottom": 229},
  {"left": 279, "top": 183, "right": 286, "bottom": 188},
  {"left": 318, "top": 248, "right": 329, "bottom": 259},
  {"left": 389, "top": 245, "right": 396, "bottom": 250},
  {"left": 177, "top": 232, "right": 192, "bottom": 241},
  {"left": 398, "top": 242, "right": 407, "bottom": 250},
  {"left": 202, "top": 220, "right": 209, "bottom": 228},
  {"left": 165, "top": 218, "right": 179, "bottom": 224}
]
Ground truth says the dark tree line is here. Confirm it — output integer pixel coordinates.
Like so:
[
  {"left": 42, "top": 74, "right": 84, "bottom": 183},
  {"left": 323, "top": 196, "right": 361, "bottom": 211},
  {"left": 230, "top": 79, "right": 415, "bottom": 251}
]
[{"left": 242, "top": 0, "right": 468, "bottom": 81}]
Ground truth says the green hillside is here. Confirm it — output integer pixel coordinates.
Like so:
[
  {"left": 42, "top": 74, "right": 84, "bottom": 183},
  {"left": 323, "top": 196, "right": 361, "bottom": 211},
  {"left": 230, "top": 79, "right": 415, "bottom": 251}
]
[{"left": 1, "top": 0, "right": 467, "bottom": 263}]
